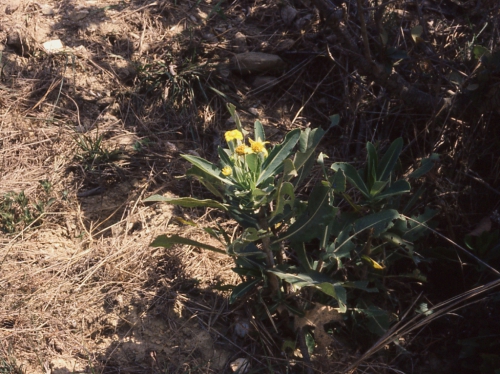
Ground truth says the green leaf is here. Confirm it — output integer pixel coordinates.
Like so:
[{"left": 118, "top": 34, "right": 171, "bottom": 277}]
[
  {"left": 293, "top": 127, "right": 325, "bottom": 185},
  {"left": 254, "top": 119, "right": 265, "bottom": 142},
  {"left": 372, "top": 179, "right": 410, "bottom": 201},
  {"left": 258, "top": 129, "right": 301, "bottom": 185},
  {"left": 267, "top": 269, "right": 347, "bottom": 311},
  {"left": 182, "top": 154, "right": 235, "bottom": 185},
  {"left": 408, "top": 153, "right": 439, "bottom": 179},
  {"left": 282, "top": 158, "right": 298, "bottom": 183},
  {"left": 370, "top": 180, "right": 389, "bottom": 197},
  {"left": 331, "top": 163, "right": 370, "bottom": 198},
  {"left": 377, "top": 138, "right": 403, "bottom": 181},
  {"left": 473, "top": 45, "right": 491, "bottom": 60},
  {"left": 402, "top": 208, "right": 437, "bottom": 241},
  {"left": 227, "top": 103, "right": 246, "bottom": 135},
  {"left": 330, "top": 169, "right": 346, "bottom": 193},
  {"left": 359, "top": 305, "right": 393, "bottom": 336},
  {"left": 217, "top": 146, "right": 233, "bottom": 166},
  {"left": 354, "top": 209, "right": 400, "bottom": 237},
  {"left": 151, "top": 234, "right": 225, "bottom": 254},
  {"left": 271, "top": 181, "right": 295, "bottom": 218},
  {"left": 186, "top": 166, "right": 225, "bottom": 199},
  {"left": 144, "top": 195, "right": 229, "bottom": 211},
  {"left": 366, "top": 142, "right": 378, "bottom": 188},
  {"left": 229, "top": 278, "right": 261, "bottom": 304},
  {"left": 276, "top": 181, "right": 335, "bottom": 243},
  {"left": 329, "top": 114, "right": 340, "bottom": 128},
  {"left": 245, "top": 153, "right": 259, "bottom": 173}
]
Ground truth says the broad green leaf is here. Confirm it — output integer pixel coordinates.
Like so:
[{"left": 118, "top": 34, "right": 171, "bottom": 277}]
[
  {"left": 473, "top": 45, "right": 491, "bottom": 60},
  {"left": 144, "top": 195, "right": 229, "bottom": 211},
  {"left": 408, "top": 153, "right": 439, "bottom": 179},
  {"left": 267, "top": 269, "right": 346, "bottom": 311},
  {"left": 354, "top": 209, "right": 400, "bottom": 237},
  {"left": 275, "top": 181, "right": 334, "bottom": 243},
  {"left": 293, "top": 127, "right": 325, "bottom": 185},
  {"left": 271, "top": 182, "right": 295, "bottom": 218},
  {"left": 358, "top": 305, "right": 393, "bottom": 336},
  {"left": 245, "top": 153, "right": 259, "bottom": 173},
  {"left": 186, "top": 166, "right": 224, "bottom": 199},
  {"left": 282, "top": 158, "right": 298, "bottom": 183},
  {"left": 258, "top": 129, "right": 301, "bottom": 185},
  {"left": 254, "top": 119, "right": 265, "bottom": 142},
  {"left": 330, "top": 169, "right": 346, "bottom": 193},
  {"left": 182, "top": 154, "right": 235, "bottom": 185},
  {"left": 329, "top": 114, "right": 340, "bottom": 128},
  {"left": 227, "top": 103, "right": 246, "bottom": 135},
  {"left": 316, "top": 283, "right": 347, "bottom": 312},
  {"left": 267, "top": 269, "right": 330, "bottom": 288},
  {"left": 331, "top": 163, "right": 370, "bottom": 198},
  {"left": 372, "top": 179, "right": 410, "bottom": 201},
  {"left": 227, "top": 206, "right": 259, "bottom": 229},
  {"left": 217, "top": 146, "right": 233, "bottom": 166},
  {"left": 229, "top": 278, "right": 261, "bottom": 304},
  {"left": 376, "top": 138, "right": 403, "bottom": 181},
  {"left": 151, "top": 234, "right": 225, "bottom": 254},
  {"left": 370, "top": 180, "right": 389, "bottom": 197},
  {"left": 402, "top": 208, "right": 437, "bottom": 241}
]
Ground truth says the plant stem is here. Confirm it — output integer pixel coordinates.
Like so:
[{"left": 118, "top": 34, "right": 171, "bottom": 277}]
[{"left": 258, "top": 212, "right": 279, "bottom": 293}]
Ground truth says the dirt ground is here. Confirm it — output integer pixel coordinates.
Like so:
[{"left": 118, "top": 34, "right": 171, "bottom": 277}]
[{"left": 0, "top": 0, "right": 267, "bottom": 372}]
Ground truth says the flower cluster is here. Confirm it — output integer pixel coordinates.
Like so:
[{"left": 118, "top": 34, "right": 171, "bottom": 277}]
[{"left": 224, "top": 129, "right": 269, "bottom": 157}]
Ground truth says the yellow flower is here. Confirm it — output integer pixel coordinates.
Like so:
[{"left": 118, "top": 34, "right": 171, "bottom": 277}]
[
  {"left": 235, "top": 144, "right": 253, "bottom": 155},
  {"left": 248, "top": 138, "right": 269, "bottom": 156},
  {"left": 224, "top": 129, "right": 243, "bottom": 143},
  {"left": 221, "top": 166, "right": 232, "bottom": 176}
]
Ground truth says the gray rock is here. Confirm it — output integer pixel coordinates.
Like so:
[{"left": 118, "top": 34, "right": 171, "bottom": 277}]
[{"left": 230, "top": 52, "right": 285, "bottom": 74}]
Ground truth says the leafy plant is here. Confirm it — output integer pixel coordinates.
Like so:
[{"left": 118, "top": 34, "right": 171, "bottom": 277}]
[
  {"left": 146, "top": 105, "right": 436, "bottom": 355},
  {"left": 74, "top": 133, "right": 121, "bottom": 171},
  {"left": 0, "top": 181, "right": 55, "bottom": 234}
]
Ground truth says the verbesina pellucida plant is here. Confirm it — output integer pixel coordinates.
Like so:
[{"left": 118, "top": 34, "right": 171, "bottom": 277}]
[{"left": 145, "top": 104, "right": 438, "bottom": 353}]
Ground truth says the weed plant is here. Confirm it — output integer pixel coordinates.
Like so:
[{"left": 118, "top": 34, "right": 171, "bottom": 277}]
[{"left": 0, "top": 181, "right": 54, "bottom": 234}]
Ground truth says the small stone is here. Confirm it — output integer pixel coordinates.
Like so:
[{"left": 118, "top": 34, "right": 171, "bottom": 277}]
[
  {"left": 230, "top": 358, "right": 250, "bottom": 374},
  {"left": 234, "top": 319, "right": 251, "bottom": 337},
  {"left": 71, "top": 9, "right": 89, "bottom": 21},
  {"left": 275, "top": 38, "right": 295, "bottom": 52},
  {"left": 43, "top": 39, "right": 64, "bottom": 53},
  {"left": 39, "top": 4, "right": 55, "bottom": 15},
  {"left": 230, "top": 52, "right": 286, "bottom": 74}
]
